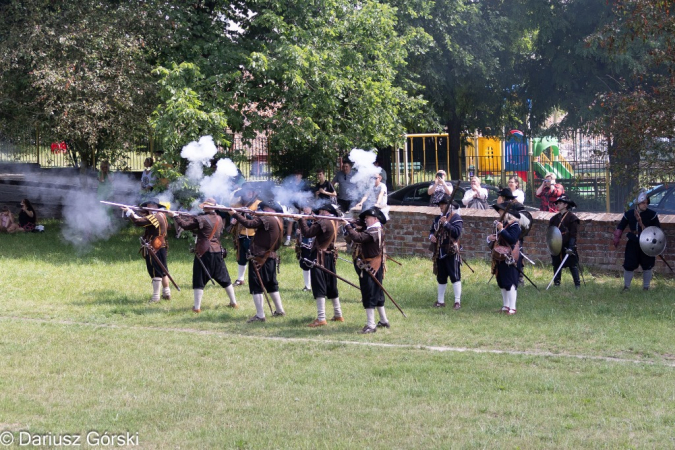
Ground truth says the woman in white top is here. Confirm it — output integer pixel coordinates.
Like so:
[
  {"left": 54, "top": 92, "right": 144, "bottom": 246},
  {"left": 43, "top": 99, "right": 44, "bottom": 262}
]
[
  {"left": 461, "top": 176, "right": 488, "bottom": 209},
  {"left": 428, "top": 170, "right": 453, "bottom": 205},
  {"left": 507, "top": 176, "right": 525, "bottom": 204}
]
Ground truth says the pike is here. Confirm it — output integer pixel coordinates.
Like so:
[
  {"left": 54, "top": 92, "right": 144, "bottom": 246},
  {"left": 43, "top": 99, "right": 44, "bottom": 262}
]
[
  {"left": 139, "top": 238, "right": 181, "bottom": 291},
  {"left": 356, "top": 259, "right": 407, "bottom": 318},
  {"left": 248, "top": 256, "right": 274, "bottom": 315},
  {"left": 301, "top": 258, "right": 361, "bottom": 291}
]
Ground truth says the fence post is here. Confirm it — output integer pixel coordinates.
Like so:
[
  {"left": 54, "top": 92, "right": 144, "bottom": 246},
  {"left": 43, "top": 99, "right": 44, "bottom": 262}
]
[
  {"left": 605, "top": 163, "right": 611, "bottom": 213},
  {"left": 36, "top": 126, "right": 40, "bottom": 166},
  {"left": 528, "top": 138, "right": 534, "bottom": 203}
]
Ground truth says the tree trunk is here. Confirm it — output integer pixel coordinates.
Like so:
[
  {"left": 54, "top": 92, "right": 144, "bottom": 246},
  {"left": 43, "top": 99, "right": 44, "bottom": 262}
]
[
  {"left": 608, "top": 138, "right": 639, "bottom": 212},
  {"left": 446, "top": 115, "right": 462, "bottom": 180}
]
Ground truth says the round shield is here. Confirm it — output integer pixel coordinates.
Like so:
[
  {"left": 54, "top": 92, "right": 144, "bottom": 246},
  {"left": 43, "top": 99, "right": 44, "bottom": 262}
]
[
  {"left": 639, "top": 226, "right": 666, "bottom": 257},
  {"left": 546, "top": 226, "right": 563, "bottom": 256}
]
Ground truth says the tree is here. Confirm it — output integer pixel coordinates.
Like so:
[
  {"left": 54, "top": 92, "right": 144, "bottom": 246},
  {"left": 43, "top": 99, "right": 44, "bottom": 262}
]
[
  {"left": 233, "top": 0, "right": 427, "bottom": 176},
  {"left": 0, "top": 0, "right": 170, "bottom": 170}
]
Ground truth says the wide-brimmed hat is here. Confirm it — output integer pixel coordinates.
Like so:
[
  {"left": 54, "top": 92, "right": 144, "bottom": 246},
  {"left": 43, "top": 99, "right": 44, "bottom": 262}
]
[
  {"left": 140, "top": 198, "right": 165, "bottom": 209},
  {"left": 554, "top": 195, "right": 577, "bottom": 209},
  {"left": 199, "top": 198, "right": 218, "bottom": 209},
  {"left": 491, "top": 202, "right": 521, "bottom": 218},
  {"left": 496, "top": 188, "right": 515, "bottom": 200},
  {"left": 258, "top": 200, "right": 284, "bottom": 213},
  {"left": 314, "top": 203, "right": 342, "bottom": 217},
  {"left": 438, "top": 194, "right": 460, "bottom": 209},
  {"left": 359, "top": 206, "right": 387, "bottom": 225}
]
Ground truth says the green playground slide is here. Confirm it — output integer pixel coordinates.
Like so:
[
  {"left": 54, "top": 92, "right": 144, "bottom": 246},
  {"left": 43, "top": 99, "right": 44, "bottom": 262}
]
[
  {"left": 533, "top": 161, "right": 548, "bottom": 178},
  {"left": 552, "top": 160, "right": 573, "bottom": 179}
]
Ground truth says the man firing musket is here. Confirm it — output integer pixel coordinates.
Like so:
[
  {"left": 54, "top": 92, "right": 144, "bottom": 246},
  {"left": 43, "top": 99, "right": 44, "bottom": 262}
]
[
  {"left": 226, "top": 200, "right": 287, "bottom": 323},
  {"left": 169, "top": 198, "right": 238, "bottom": 313},
  {"left": 297, "top": 203, "right": 345, "bottom": 327},
  {"left": 114, "top": 199, "right": 174, "bottom": 303}
]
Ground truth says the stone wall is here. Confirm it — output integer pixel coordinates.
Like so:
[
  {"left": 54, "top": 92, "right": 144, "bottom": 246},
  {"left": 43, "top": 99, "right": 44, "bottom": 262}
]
[{"left": 380, "top": 205, "right": 675, "bottom": 274}]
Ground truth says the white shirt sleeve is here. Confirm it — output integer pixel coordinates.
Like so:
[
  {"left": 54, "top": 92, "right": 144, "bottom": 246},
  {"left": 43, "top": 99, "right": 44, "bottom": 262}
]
[{"left": 462, "top": 189, "right": 474, "bottom": 206}]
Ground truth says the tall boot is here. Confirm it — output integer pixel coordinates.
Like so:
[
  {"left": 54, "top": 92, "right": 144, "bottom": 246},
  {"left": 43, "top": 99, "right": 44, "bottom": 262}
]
[{"left": 570, "top": 265, "right": 581, "bottom": 288}]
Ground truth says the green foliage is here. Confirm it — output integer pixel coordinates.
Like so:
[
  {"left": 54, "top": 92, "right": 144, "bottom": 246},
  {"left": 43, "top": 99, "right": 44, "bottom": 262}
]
[
  {"left": 0, "top": 0, "right": 163, "bottom": 169},
  {"left": 237, "top": 0, "right": 426, "bottom": 168}
]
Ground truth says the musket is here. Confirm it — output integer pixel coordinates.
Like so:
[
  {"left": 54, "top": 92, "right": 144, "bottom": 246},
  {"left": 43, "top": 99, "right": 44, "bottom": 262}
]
[
  {"left": 385, "top": 254, "right": 402, "bottom": 266},
  {"left": 301, "top": 258, "right": 361, "bottom": 291},
  {"left": 222, "top": 206, "right": 355, "bottom": 223},
  {"left": 248, "top": 256, "right": 274, "bottom": 314},
  {"left": 139, "top": 238, "right": 181, "bottom": 291},
  {"left": 100, "top": 201, "right": 192, "bottom": 216},
  {"left": 356, "top": 259, "right": 407, "bottom": 318},
  {"left": 546, "top": 253, "right": 570, "bottom": 290}
]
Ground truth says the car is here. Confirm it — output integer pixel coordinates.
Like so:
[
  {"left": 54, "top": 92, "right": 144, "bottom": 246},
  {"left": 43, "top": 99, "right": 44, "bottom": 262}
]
[
  {"left": 387, "top": 180, "right": 500, "bottom": 207},
  {"left": 627, "top": 184, "right": 675, "bottom": 214}
]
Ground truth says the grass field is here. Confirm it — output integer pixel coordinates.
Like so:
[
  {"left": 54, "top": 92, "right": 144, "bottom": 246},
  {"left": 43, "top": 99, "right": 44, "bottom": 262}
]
[{"left": 1, "top": 221, "right": 674, "bottom": 449}]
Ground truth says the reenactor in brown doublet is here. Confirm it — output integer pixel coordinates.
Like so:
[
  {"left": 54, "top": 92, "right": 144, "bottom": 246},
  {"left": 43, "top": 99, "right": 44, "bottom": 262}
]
[
  {"left": 229, "top": 200, "right": 286, "bottom": 323},
  {"left": 548, "top": 195, "right": 581, "bottom": 288},
  {"left": 171, "top": 198, "right": 238, "bottom": 312},
  {"left": 343, "top": 206, "right": 389, "bottom": 334},
  {"left": 229, "top": 187, "right": 262, "bottom": 287},
  {"left": 123, "top": 199, "right": 171, "bottom": 303},
  {"left": 298, "top": 203, "right": 344, "bottom": 327}
]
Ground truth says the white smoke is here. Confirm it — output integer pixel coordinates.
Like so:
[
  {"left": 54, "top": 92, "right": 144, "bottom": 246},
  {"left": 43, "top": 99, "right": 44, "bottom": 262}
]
[
  {"left": 179, "top": 135, "right": 239, "bottom": 205},
  {"left": 273, "top": 175, "right": 314, "bottom": 211},
  {"left": 60, "top": 189, "right": 124, "bottom": 252},
  {"left": 348, "top": 148, "right": 380, "bottom": 203}
]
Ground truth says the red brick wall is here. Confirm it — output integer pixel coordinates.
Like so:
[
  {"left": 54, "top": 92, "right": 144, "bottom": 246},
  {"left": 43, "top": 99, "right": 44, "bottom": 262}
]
[{"left": 371, "top": 206, "right": 675, "bottom": 273}]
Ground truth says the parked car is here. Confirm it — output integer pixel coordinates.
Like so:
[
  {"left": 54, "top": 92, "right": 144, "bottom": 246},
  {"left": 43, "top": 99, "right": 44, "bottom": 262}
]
[
  {"left": 388, "top": 181, "right": 500, "bottom": 207},
  {"left": 627, "top": 184, "right": 675, "bottom": 214}
]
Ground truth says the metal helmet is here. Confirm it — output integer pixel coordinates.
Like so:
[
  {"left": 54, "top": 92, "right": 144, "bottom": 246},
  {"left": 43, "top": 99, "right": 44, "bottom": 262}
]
[
  {"left": 635, "top": 189, "right": 649, "bottom": 205},
  {"left": 639, "top": 226, "right": 666, "bottom": 257},
  {"left": 546, "top": 226, "right": 563, "bottom": 256}
]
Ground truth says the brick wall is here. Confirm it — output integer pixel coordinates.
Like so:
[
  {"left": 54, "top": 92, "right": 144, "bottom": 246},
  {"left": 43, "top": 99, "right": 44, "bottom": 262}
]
[{"left": 373, "top": 206, "right": 675, "bottom": 274}]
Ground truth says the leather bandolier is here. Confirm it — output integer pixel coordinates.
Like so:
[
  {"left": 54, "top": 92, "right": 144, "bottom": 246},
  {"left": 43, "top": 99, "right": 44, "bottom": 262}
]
[
  {"left": 174, "top": 212, "right": 224, "bottom": 258},
  {"left": 232, "top": 198, "right": 262, "bottom": 260},
  {"left": 430, "top": 212, "right": 459, "bottom": 276},
  {"left": 134, "top": 212, "right": 169, "bottom": 258},
  {"left": 490, "top": 223, "right": 520, "bottom": 275},
  {"left": 350, "top": 225, "right": 386, "bottom": 279},
  {"left": 232, "top": 213, "right": 284, "bottom": 271}
]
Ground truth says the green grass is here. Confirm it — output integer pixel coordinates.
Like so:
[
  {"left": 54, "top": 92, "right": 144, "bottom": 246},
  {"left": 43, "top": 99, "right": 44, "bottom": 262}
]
[{"left": 1, "top": 221, "right": 675, "bottom": 449}]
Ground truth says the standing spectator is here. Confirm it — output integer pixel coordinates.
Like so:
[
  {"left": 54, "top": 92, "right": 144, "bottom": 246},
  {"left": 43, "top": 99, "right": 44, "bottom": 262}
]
[
  {"left": 374, "top": 157, "right": 387, "bottom": 187},
  {"left": 354, "top": 173, "right": 389, "bottom": 219},
  {"left": 507, "top": 176, "right": 525, "bottom": 204},
  {"left": 536, "top": 172, "right": 564, "bottom": 212},
  {"left": 140, "top": 157, "right": 156, "bottom": 193},
  {"left": 313, "top": 169, "right": 337, "bottom": 207},
  {"left": 461, "top": 176, "right": 488, "bottom": 209},
  {"left": 97, "top": 160, "right": 114, "bottom": 200},
  {"left": 428, "top": 170, "right": 453, "bottom": 206},
  {"left": 332, "top": 160, "right": 357, "bottom": 212}
]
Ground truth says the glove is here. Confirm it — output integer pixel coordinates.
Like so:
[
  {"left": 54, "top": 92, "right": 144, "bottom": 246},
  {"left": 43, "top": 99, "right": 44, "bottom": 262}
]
[
  {"left": 612, "top": 229, "right": 622, "bottom": 248},
  {"left": 627, "top": 232, "right": 639, "bottom": 242}
]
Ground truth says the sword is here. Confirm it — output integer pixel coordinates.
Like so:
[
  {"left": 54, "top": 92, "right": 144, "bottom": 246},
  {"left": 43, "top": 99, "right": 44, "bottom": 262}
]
[
  {"left": 337, "top": 255, "right": 353, "bottom": 264},
  {"left": 139, "top": 239, "right": 181, "bottom": 291},
  {"left": 301, "top": 258, "right": 361, "bottom": 291},
  {"left": 356, "top": 259, "right": 407, "bottom": 318},
  {"left": 520, "top": 251, "right": 536, "bottom": 265},
  {"left": 512, "top": 262, "right": 539, "bottom": 291},
  {"left": 459, "top": 255, "right": 475, "bottom": 273},
  {"left": 659, "top": 255, "right": 675, "bottom": 273},
  {"left": 248, "top": 256, "right": 274, "bottom": 314},
  {"left": 194, "top": 253, "right": 216, "bottom": 285},
  {"left": 546, "top": 253, "right": 570, "bottom": 290},
  {"left": 385, "top": 254, "right": 402, "bottom": 266}
]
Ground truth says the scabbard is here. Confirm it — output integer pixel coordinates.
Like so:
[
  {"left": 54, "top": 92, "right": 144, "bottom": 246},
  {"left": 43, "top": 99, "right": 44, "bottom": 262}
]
[{"left": 141, "top": 240, "right": 181, "bottom": 291}]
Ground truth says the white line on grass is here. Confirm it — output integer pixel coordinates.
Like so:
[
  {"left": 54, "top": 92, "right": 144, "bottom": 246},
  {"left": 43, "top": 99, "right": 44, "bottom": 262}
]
[{"left": 4, "top": 316, "right": 675, "bottom": 368}]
